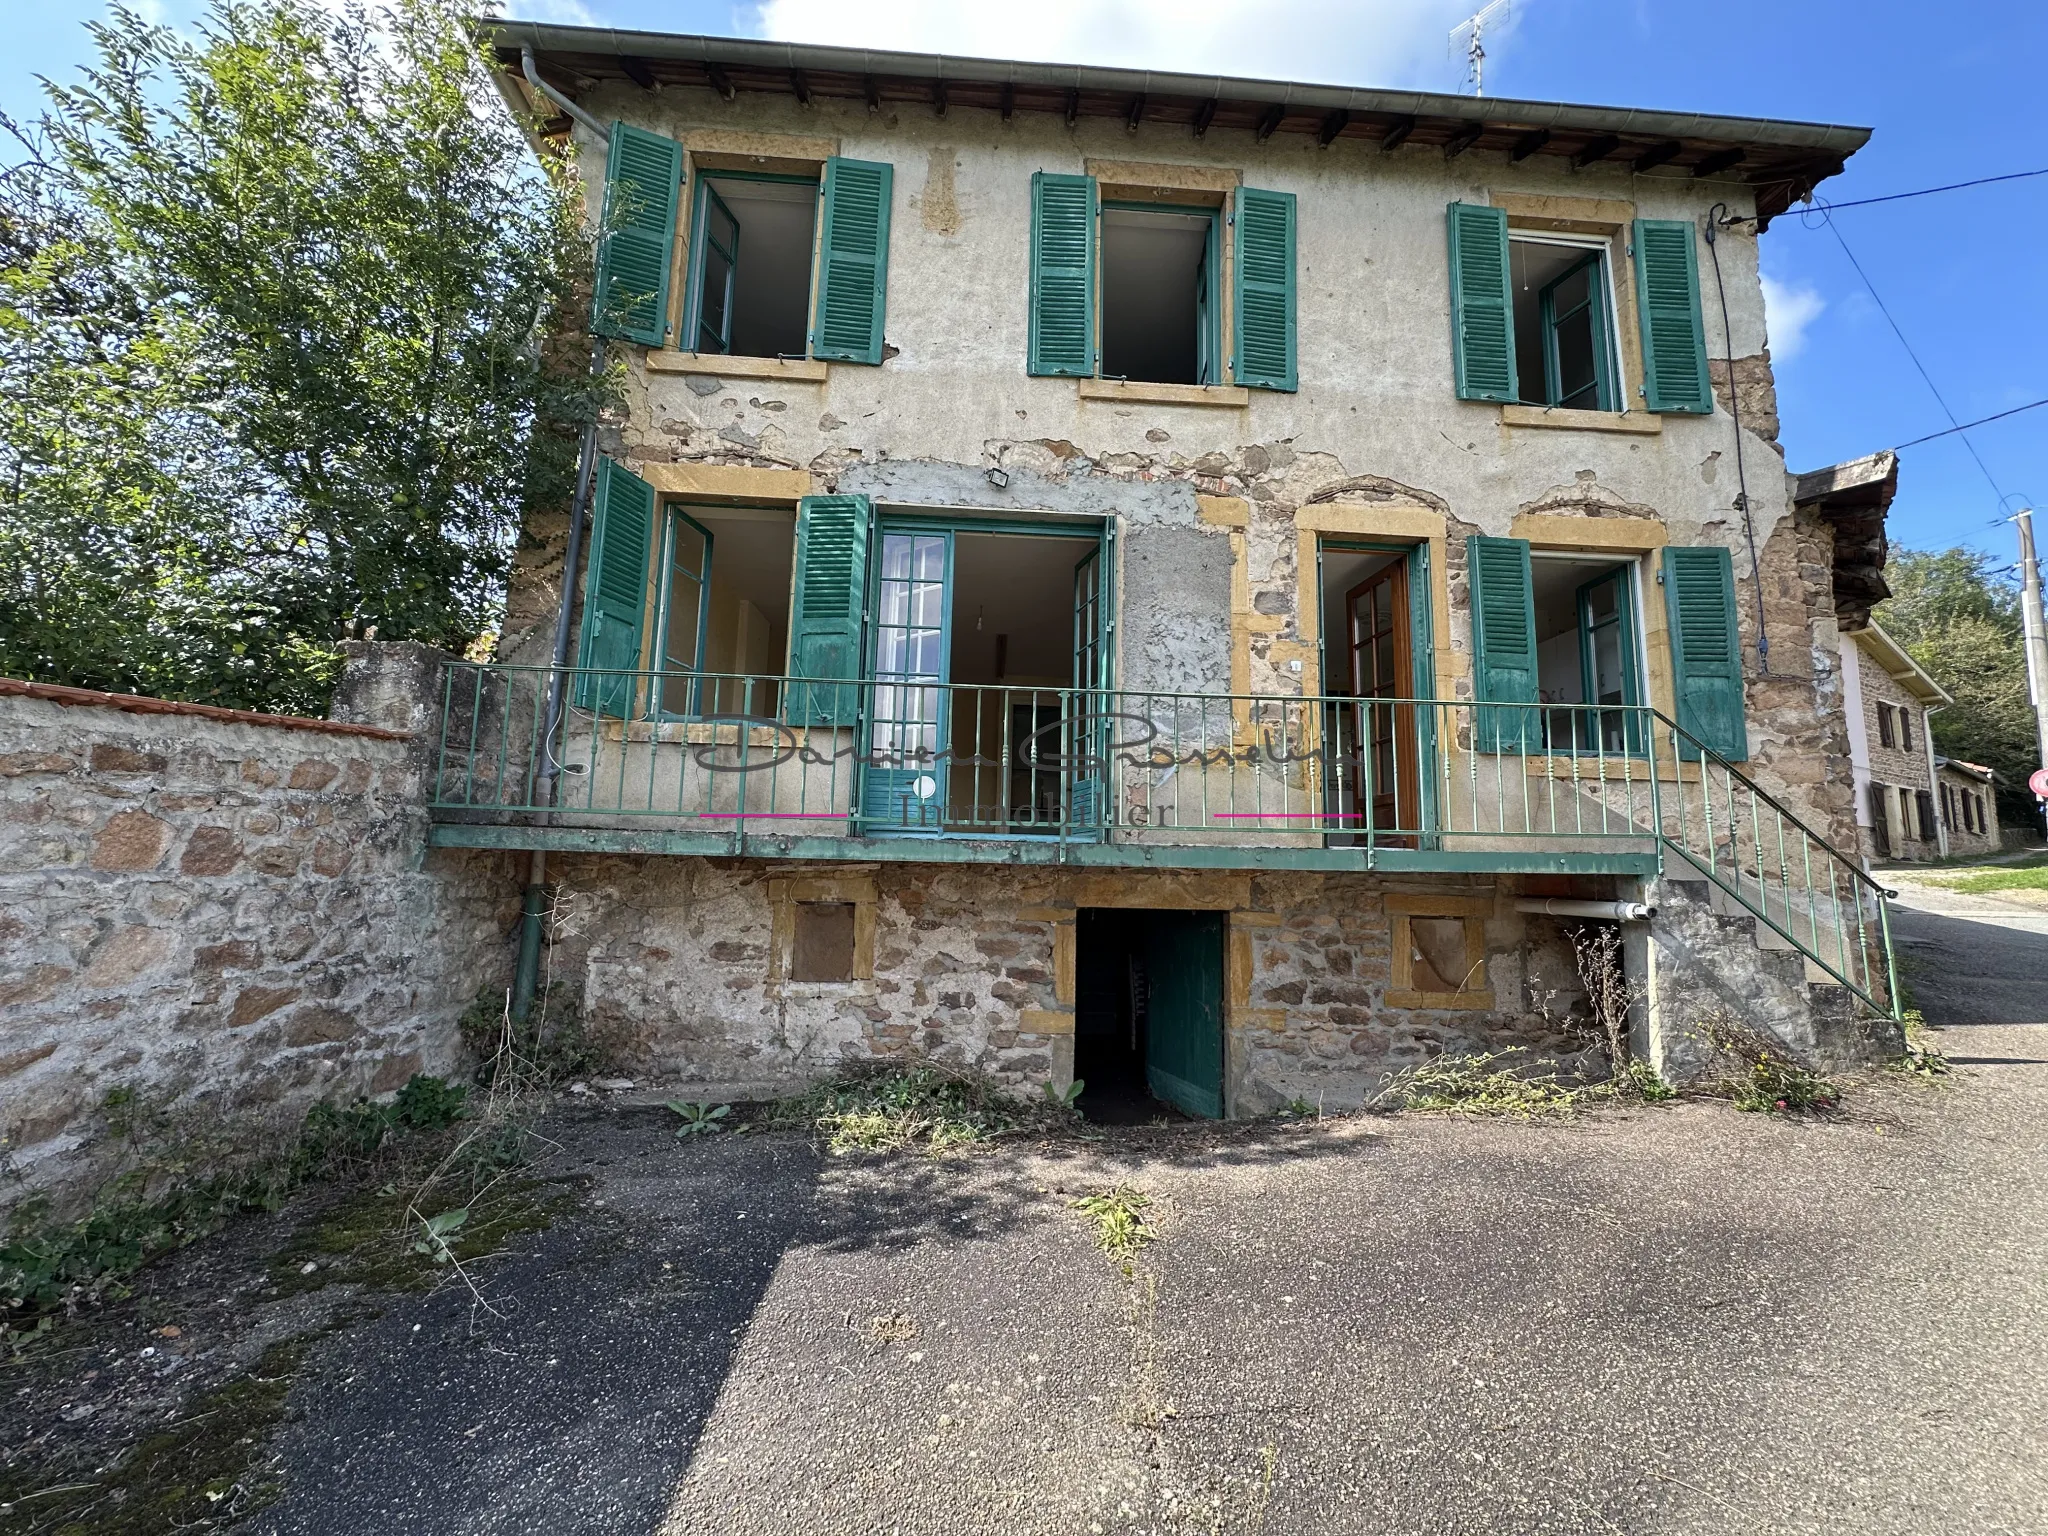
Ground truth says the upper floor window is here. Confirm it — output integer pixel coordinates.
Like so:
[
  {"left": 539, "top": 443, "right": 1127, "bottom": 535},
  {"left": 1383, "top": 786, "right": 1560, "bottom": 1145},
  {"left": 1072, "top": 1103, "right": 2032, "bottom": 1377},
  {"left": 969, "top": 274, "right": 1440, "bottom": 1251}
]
[
  {"left": 685, "top": 174, "right": 818, "bottom": 359},
  {"left": 1028, "top": 173, "right": 1296, "bottom": 393},
  {"left": 1448, "top": 202, "right": 1713, "bottom": 416},
  {"left": 588, "top": 128, "right": 894, "bottom": 365},
  {"left": 1509, "top": 239, "right": 1618, "bottom": 411},
  {"left": 1100, "top": 204, "right": 1220, "bottom": 386}
]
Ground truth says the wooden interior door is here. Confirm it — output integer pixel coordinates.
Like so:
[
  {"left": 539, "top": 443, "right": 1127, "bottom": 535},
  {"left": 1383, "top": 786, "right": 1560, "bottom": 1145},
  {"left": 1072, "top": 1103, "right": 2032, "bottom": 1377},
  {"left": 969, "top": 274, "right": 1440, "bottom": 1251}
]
[{"left": 1346, "top": 560, "right": 1420, "bottom": 840}]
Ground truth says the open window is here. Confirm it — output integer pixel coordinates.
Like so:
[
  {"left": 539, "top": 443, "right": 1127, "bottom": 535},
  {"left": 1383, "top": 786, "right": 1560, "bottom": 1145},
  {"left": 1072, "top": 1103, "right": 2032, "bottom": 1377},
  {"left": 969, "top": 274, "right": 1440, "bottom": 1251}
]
[
  {"left": 843, "top": 517, "right": 1109, "bottom": 838},
  {"left": 1510, "top": 239, "right": 1618, "bottom": 411},
  {"left": 685, "top": 174, "right": 818, "bottom": 360},
  {"left": 1099, "top": 205, "right": 1219, "bottom": 386},
  {"left": 651, "top": 503, "right": 796, "bottom": 719},
  {"left": 1532, "top": 555, "right": 1644, "bottom": 753},
  {"left": 1028, "top": 175, "right": 1295, "bottom": 392}
]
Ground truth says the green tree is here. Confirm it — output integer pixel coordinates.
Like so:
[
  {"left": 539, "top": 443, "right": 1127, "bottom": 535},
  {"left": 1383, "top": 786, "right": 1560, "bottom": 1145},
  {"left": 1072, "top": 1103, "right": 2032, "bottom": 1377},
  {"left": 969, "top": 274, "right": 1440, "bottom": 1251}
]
[
  {"left": 0, "top": 0, "right": 595, "bottom": 713},
  {"left": 1875, "top": 546, "right": 2039, "bottom": 825}
]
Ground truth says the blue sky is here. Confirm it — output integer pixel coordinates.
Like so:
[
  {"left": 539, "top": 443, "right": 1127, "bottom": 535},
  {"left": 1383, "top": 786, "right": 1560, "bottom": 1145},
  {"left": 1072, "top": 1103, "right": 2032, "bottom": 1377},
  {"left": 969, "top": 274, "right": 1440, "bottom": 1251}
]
[{"left": 9, "top": 0, "right": 2044, "bottom": 565}]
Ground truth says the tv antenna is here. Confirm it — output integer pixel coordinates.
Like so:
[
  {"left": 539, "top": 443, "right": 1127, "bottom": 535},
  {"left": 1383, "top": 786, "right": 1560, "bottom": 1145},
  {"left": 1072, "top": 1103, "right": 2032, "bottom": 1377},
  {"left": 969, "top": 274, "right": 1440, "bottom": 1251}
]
[{"left": 1449, "top": 0, "right": 1512, "bottom": 96}]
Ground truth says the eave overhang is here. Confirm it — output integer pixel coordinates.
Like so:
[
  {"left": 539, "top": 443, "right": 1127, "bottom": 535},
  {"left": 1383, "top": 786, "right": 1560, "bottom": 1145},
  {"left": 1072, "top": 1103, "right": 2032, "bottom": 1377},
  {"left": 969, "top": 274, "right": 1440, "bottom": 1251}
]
[
  {"left": 1794, "top": 450, "right": 1899, "bottom": 631},
  {"left": 483, "top": 20, "right": 1868, "bottom": 226}
]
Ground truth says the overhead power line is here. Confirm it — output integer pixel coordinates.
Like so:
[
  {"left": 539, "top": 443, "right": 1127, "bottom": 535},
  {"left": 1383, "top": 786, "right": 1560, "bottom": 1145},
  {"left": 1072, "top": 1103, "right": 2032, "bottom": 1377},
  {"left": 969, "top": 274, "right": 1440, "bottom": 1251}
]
[
  {"left": 1893, "top": 397, "right": 2048, "bottom": 451},
  {"left": 1788, "top": 165, "right": 2048, "bottom": 221},
  {"left": 1816, "top": 210, "right": 2011, "bottom": 509}
]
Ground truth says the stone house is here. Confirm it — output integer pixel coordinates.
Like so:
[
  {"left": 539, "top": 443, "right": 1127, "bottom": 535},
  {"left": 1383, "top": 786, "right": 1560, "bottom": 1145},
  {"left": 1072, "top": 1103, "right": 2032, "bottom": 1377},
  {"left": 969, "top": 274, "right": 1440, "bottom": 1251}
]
[
  {"left": 1839, "top": 621, "right": 1949, "bottom": 863},
  {"left": 434, "top": 23, "right": 1908, "bottom": 1115},
  {"left": 1936, "top": 758, "right": 2002, "bottom": 858}
]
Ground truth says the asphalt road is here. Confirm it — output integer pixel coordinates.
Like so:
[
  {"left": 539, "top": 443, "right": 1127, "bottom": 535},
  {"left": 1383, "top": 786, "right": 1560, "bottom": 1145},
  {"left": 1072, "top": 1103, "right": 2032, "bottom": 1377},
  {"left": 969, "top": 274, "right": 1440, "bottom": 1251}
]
[
  {"left": 1886, "top": 872, "right": 2048, "bottom": 1027},
  {"left": 238, "top": 1033, "right": 2048, "bottom": 1536}
]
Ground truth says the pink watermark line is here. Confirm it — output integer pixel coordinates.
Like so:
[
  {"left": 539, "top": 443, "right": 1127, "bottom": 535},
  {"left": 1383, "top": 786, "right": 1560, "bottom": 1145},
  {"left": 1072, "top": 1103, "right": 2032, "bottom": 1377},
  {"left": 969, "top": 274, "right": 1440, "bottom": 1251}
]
[
  {"left": 1211, "top": 811, "right": 1363, "bottom": 821},
  {"left": 694, "top": 811, "right": 844, "bottom": 820}
]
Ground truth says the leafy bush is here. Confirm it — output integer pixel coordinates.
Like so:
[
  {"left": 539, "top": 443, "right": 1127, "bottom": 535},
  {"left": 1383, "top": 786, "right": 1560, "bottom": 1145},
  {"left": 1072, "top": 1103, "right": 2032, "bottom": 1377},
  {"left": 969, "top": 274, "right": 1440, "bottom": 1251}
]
[{"left": 459, "top": 988, "right": 612, "bottom": 1089}]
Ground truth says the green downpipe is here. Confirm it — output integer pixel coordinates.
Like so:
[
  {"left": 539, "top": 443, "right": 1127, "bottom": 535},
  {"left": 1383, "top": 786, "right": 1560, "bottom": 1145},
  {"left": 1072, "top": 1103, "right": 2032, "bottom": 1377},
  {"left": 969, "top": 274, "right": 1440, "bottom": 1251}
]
[{"left": 510, "top": 851, "right": 547, "bottom": 1024}]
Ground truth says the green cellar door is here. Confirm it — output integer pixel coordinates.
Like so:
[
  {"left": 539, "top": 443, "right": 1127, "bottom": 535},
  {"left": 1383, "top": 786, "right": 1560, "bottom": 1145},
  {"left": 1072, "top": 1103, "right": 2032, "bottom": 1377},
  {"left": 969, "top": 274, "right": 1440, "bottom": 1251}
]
[{"left": 1143, "top": 911, "right": 1225, "bottom": 1120}]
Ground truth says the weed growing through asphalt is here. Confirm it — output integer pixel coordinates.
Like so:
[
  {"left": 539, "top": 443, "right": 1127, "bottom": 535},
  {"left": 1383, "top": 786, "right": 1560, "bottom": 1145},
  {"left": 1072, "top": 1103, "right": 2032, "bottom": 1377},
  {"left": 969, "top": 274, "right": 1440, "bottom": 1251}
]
[
  {"left": 666, "top": 1101, "right": 731, "bottom": 1138},
  {"left": 770, "top": 1064, "right": 1032, "bottom": 1155},
  {"left": 1070, "top": 1185, "right": 1155, "bottom": 1274},
  {"left": 1695, "top": 1012, "right": 1841, "bottom": 1114}
]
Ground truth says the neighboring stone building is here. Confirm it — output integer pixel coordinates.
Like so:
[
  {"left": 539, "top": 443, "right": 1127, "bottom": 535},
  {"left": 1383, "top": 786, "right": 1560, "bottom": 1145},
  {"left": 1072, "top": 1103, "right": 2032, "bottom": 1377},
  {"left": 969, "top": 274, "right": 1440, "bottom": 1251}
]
[
  {"left": 1838, "top": 622, "right": 1949, "bottom": 863},
  {"left": 1936, "top": 758, "right": 2002, "bottom": 858},
  {"left": 425, "top": 26, "right": 1907, "bottom": 1112}
]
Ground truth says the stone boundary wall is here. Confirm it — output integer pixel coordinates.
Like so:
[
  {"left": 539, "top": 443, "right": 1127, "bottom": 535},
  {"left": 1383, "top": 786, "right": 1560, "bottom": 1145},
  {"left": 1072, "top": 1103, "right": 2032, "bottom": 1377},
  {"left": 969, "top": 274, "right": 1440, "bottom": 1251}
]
[{"left": 1, "top": 650, "right": 514, "bottom": 1214}]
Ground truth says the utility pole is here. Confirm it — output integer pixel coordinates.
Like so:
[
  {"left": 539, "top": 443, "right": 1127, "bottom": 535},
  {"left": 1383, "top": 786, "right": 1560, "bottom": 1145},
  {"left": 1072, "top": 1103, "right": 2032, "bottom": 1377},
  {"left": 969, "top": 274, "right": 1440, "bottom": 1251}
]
[{"left": 2017, "top": 508, "right": 2048, "bottom": 834}]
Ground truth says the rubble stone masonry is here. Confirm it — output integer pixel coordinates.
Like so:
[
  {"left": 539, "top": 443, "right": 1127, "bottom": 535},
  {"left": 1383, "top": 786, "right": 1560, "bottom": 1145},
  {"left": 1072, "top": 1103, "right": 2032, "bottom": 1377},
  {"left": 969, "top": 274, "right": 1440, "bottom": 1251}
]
[{"left": 0, "top": 669, "right": 512, "bottom": 1213}]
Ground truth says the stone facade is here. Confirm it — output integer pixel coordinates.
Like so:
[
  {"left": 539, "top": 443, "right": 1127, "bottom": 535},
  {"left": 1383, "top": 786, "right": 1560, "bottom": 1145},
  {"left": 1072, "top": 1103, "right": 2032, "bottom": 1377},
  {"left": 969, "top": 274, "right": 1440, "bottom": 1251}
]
[
  {"left": 1937, "top": 762, "right": 2002, "bottom": 859},
  {"left": 1841, "top": 628, "right": 1942, "bottom": 863},
  {"left": 0, "top": 658, "right": 514, "bottom": 1213},
  {"left": 469, "top": 44, "right": 1897, "bottom": 1100},
  {"left": 537, "top": 858, "right": 1597, "bottom": 1114}
]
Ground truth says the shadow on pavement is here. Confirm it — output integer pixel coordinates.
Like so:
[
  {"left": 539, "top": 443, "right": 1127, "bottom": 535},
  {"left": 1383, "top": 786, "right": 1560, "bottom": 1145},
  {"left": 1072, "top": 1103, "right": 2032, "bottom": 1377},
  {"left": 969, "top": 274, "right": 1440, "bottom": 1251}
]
[
  {"left": 1890, "top": 904, "right": 2048, "bottom": 1026},
  {"left": 243, "top": 1106, "right": 1371, "bottom": 1535}
]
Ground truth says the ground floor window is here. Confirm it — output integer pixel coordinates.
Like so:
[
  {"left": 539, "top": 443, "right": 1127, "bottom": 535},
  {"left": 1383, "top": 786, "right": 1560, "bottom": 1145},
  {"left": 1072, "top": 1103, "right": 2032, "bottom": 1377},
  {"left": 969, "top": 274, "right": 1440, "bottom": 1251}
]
[
  {"left": 1532, "top": 554, "right": 1644, "bottom": 753},
  {"left": 652, "top": 503, "right": 795, "bottom": 719},
  {"left": 856, "top": 517, "right": 1111, "bottom": 837}
]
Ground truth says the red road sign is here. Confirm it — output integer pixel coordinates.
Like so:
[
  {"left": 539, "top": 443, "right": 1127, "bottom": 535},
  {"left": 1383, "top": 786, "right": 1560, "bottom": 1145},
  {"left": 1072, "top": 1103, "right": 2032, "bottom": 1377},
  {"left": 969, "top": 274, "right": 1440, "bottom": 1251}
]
[{"left": 2032, "top": 767, "right": 2048, "bottom": 799}]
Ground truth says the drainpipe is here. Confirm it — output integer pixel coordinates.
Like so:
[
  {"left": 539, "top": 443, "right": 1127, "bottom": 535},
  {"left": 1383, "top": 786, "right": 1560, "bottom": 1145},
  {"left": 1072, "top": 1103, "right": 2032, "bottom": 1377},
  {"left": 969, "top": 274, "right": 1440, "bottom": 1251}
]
[
  {"left": 510, "top": 46, "right": 608, "bottom": 1023},
  {"left": 1514, "top": 898, "right": 1656, "bottom": 922}
]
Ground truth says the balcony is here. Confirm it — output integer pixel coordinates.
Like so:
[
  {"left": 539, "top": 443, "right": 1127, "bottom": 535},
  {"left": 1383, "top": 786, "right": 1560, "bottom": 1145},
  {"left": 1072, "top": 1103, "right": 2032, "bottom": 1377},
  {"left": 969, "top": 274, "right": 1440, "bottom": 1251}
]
[{"left": 426, "top": 664, "right": 1744, "bottom": 876}]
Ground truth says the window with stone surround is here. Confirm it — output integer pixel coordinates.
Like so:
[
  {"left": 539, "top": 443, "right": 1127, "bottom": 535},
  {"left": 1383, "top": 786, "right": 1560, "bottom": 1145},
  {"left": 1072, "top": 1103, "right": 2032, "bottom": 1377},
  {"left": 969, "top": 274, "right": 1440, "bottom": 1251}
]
[{"left": 1385, "top": 894, "right": 1492, "bottom": 1010}]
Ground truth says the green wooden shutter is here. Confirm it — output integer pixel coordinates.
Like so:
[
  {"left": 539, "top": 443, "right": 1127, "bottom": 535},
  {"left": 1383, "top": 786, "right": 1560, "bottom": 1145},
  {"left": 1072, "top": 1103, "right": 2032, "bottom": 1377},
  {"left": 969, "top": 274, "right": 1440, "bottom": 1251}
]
[
  {"left": 573, "top": 458, "right": 655, "bottom": 716},
  {"left": 1028, "top": 172, "right": 1096, "bottom": 376},
  {"left": 591, "top": 124, "right": 682, "bottom": 347},
  {"left": 786, "top": 494, "right": 873, "bottom": 726},
  {"left": 1446, "top": 202, "right": 1516, "bottom": 402},
  {"left": 1662, "top": 546, "right": 1748, "bottom": 760},
  {"left": 1232, "top": 187, "right": 1296, "bottom": 392},
  {"left": 812, "top": 157, "right": 893, "bottom": 364},
  {"left": 1467, "top": 535, "right": 1538, "bottom": 752},
  {"left": 1632, "top": 219, "right": 1712, "bottom": 413}
]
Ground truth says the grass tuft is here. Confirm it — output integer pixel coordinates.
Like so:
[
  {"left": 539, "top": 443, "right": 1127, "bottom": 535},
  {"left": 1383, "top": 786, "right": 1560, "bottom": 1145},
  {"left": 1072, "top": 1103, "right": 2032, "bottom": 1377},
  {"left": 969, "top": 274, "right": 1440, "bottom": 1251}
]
[
  {"left": 1070, "top": 1185, "right": 1154, "bottom": 1273},
  {"left": 769, "top": 1064, "right": 1030, "bottom": 1155}
]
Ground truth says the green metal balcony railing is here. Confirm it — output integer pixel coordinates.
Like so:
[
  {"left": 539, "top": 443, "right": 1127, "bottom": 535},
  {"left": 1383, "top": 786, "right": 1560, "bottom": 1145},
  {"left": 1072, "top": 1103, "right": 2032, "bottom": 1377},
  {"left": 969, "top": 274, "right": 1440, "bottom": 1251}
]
[{"left": 428, "top": 663, "right": 1897, "bottom": 1016}]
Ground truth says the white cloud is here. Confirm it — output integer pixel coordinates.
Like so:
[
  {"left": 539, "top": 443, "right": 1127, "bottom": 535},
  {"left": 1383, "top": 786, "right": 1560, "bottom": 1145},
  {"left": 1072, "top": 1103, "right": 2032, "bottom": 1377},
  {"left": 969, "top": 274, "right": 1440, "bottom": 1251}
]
[
  {"left": 749, "top": 0, "right": 1497, "bottom": 91},
  {"left": 1760, "top": 274, "right": 1825, "bottom": 363}
]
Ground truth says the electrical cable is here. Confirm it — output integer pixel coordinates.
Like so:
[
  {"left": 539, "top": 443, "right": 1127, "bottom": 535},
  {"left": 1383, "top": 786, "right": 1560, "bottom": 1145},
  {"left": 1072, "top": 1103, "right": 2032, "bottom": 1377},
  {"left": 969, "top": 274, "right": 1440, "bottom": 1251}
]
[
  {"left": 1704, "top": 202, "right": 1769, "bottom": 674},
  {"left": 1781, "top": 165, "right": 2048, "bottom": 218},
  {"left": 1891, "top": 396, "right": 2048, "bottom": 451},
  {"left": 1813, "top": 207, "right": 2011, "bottom": 511}
]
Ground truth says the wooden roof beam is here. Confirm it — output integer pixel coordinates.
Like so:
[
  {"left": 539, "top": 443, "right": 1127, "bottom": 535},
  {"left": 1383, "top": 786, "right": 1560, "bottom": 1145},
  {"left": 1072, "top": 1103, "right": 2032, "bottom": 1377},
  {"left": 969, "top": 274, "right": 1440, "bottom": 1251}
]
[
  {"left": 864, "top": 73, "right": 880, "bottom": 113},
  {"left": 704, "top": 62, "right": 736, "bottom": 102},
  {"left": 1127, "top": 93, "right": 1145, "bottom": 132},
  {"left": 1632, "top": 139, "right": 1682, "bottom": 173},
  {"left": 1571, "top": 133, "right": 1620, "bottom": 169},
  {"left": 1065, "top": 88, "right": 1080, "bottom": 128},
  {"left": 1192, "top": 97, "right": 1218, "bottom": 138},
  {"left": 1443, "top": 123, "right": 1485, "bottom": 160},
  {"left": 787, "top": 67, "right": 811, "bottom": 106},
  {"left": 1381, "top": 114, "right": 1416, "bottom": 152},
  {"left": 1255, "top": 103, "right": 1286, "bottom": 143},
  {"left": 932, "top": 79, "right": 946, "bottom": 117},
  {"left": 1318, "top": 108, "right": 1349, "bottom": 147},
  {"left": 1001, "top": 82, "right": 1015, "bottom": 122},
  {"left": 619, "top": 55, "right": 656, "bottom": 91},
  {"left": 1692, "top": 146, "right": 1746, "bottom": 178}
]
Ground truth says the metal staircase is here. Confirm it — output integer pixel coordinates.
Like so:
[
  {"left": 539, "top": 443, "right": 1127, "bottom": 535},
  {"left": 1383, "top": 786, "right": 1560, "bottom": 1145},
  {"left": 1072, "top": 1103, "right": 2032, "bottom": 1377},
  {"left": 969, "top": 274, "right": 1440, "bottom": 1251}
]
[{"left": 1647, "top": 710, "right": 1899, "bottom": 1018}]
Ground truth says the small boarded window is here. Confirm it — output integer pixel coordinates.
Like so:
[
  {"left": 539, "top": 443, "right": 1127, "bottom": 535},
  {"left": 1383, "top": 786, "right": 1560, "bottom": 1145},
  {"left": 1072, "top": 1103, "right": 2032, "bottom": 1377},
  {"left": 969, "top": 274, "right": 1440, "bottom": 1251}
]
[
  {"left": 791, "top": 901, "right": 857, "bottom": 983},
  {"left": 1387, "top": 897, "right": 1492, "bottom": 1010},
  {"left": 1876, "top": 703, "right": 1895, "bottom": 749}
]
